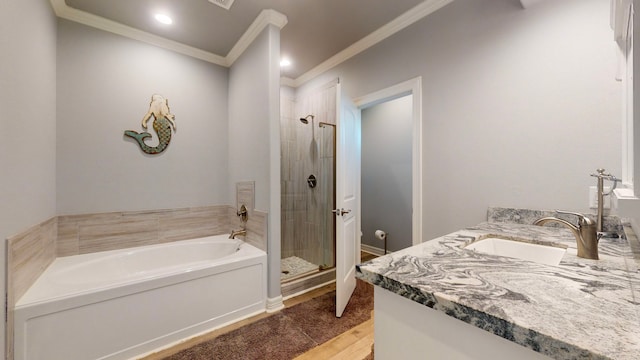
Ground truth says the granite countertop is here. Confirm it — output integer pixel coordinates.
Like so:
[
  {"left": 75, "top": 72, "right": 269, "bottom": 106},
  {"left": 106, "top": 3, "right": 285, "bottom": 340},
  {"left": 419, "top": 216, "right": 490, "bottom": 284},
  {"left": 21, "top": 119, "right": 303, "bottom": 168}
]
[{"left": 356, "top": 218, "right": 640, "bottom": 360}]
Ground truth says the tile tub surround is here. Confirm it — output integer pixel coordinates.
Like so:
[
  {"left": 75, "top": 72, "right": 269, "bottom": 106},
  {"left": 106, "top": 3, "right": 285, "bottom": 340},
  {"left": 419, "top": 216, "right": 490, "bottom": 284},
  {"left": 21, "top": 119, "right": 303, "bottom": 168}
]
[
  {"left": 227, "top": 205, "right": 268, "bottom": 252},
  {"left": 6, "top": 217, "right": 57, "bottom": 360},
  {"left": 356, "top": 221, "right": 640, "bottom": 360},
  {"left": 57, "top": 205, "right": 231, "bottom": 256},
  {"left": 7, "top": 217, "right": 57, "bottom": 311},
  {"left": 13, "top": 204, "right": 267, "bottom": 302}
]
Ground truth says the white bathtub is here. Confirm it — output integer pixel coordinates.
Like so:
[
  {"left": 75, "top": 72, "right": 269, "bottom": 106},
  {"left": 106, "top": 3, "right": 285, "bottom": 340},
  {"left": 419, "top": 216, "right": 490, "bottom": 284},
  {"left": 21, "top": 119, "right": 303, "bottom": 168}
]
[{"left": 14, "top": 235, "right": 267, "bottom": 360}]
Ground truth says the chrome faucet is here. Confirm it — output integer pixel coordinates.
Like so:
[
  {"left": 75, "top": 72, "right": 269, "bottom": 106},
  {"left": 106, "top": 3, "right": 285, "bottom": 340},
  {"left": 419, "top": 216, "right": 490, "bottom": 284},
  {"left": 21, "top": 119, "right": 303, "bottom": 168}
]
[
  {"left": 533, "top": 211, "right": 598, "bottom": 260},
  {"left": 229, "top": 229, "right": 247, "bottom": 239}
]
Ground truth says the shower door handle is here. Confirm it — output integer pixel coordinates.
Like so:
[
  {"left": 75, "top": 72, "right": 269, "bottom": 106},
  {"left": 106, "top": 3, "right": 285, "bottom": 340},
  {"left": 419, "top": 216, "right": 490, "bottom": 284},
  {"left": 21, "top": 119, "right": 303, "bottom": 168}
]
[{"left": 332, "top": 208, "right": 351, "bottom": 216}]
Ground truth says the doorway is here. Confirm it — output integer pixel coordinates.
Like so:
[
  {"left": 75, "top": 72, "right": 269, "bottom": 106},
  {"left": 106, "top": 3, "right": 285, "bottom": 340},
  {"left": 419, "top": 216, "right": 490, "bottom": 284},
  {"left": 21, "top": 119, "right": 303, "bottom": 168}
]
[
  {"left": 361, "top": 94, "right": 413, "bottom": 254},
  {"left": 279, "top": 77, "right": 422, "bottom": 302},
  {"left": 280, "top": 81, "right": 339, "bottom": 297},
  {"left": 354, "top": 77, "right": 423, "bottom": 253}
]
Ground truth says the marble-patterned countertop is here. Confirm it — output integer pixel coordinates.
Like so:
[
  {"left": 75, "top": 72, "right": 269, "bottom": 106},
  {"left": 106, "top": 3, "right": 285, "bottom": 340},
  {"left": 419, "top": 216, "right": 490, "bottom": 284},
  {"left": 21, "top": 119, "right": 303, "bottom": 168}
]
[{"left": 356, "top": 221, "right": 640, "bottom": 360}]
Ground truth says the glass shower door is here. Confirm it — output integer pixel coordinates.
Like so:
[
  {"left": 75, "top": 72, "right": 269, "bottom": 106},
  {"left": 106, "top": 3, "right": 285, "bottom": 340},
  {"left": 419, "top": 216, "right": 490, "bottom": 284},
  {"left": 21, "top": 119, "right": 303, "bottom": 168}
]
[{"left": 318, "top": 123, "right": 336, "bottom": 270}]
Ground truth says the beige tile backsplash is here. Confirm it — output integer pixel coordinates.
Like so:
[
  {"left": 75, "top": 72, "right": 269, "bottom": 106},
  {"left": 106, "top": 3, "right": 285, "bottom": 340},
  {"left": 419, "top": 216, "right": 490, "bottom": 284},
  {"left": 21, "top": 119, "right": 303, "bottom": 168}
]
[
  {"left": 78, "top": 216, "right": 159, "bottom": 254},
  {"left": 9, "top": 183, "right": 267, "bottom": 302},
  {"left": 230, "top": 181, "right": 267, "bottom": 252},
  {"left": 228, "top": 205, "right": 267, "bottom": 252},
  {"left": 57, "top": 205, "right": 233, "bottom": 256},
  {"left": 7, "top": 217, "right": 57, "bottom": 306},
  {"left": 159, "top": 206, "right": 230, "bottom": 243},
  {"left": 236, "top": 181, "right": 255, "bottom": 217},
  {"left": 6, "top": 217, "right": 58, "bottom": 360}
]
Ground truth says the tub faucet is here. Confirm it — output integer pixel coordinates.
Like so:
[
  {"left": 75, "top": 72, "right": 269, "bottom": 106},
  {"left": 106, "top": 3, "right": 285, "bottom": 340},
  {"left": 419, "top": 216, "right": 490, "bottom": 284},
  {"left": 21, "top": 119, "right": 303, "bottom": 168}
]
[
  {"left": 229, "top": 229, "right": 247, "bottom": 239},
  {"left": 533, "top": 210, "right": 599, "bottom": 260}
]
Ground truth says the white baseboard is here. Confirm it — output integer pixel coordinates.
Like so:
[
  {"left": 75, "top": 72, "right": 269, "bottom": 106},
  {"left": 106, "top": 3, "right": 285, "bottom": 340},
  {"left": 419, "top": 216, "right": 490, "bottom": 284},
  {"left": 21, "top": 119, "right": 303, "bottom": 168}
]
[
  {"left": 361, "top": 243, "right": 389, "bottom": 256},
  {"left": 266, "top": 296, "right": 285, "bottom": 313},
  {"left": 282, "top": 280, "right": 336, "bottom": 301}
]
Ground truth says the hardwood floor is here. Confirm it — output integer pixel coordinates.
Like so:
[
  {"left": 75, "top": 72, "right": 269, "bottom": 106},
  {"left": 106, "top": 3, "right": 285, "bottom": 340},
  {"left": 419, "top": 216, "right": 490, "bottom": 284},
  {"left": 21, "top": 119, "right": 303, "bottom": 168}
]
[
  {"left": 304, "top": 251, "right": 378, "bottom": 359},
  {"left": 293, "top": 316, "right": 373, "bottom": 360},
  {"left": 361, "top": 251, "right": 379, "bottom": 263},
  {"left": 139, "top": 252, "right": 377, "bottom": 360}
]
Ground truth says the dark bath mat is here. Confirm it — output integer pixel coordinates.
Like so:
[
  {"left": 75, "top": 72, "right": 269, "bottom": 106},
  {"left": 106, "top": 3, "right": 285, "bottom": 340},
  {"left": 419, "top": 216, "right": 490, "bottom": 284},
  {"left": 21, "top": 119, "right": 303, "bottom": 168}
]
[
  {"left": 282, "top": 279, "right": 374, "bottom": 345},
  {"left": 164, "top": 313, "right": 314, "bottom": 360},
  {"left": 164, "top": 280, "right": 373, "bottom": 360}
]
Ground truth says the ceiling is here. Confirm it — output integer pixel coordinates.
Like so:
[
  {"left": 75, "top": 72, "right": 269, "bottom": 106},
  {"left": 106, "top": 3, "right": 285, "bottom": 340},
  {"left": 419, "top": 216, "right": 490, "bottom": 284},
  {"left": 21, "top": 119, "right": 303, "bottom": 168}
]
[{"left": 60, "top": 0, "right": 436, "bottom": 81}]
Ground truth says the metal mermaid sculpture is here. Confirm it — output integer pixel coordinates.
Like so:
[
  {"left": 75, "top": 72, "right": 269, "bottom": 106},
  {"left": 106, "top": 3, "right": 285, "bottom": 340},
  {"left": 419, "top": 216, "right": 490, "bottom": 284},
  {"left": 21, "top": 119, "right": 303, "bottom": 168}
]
[{"left": 125, "top": 94, "right": 176, "bottom": 154}]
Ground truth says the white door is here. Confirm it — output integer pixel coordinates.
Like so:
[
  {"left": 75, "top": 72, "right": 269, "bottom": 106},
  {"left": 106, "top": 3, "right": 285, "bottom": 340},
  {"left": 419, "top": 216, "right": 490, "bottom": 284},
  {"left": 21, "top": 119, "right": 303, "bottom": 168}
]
[{"left": 335, "top": 82, "right": 361, "bottom": 318}]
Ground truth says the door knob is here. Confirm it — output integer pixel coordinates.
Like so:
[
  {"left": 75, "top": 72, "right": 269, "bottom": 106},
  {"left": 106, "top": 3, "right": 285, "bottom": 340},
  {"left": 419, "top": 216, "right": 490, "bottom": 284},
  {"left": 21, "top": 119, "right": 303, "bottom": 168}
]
[{"left": 332, "top": 208, "right": 351, "bottom": 216}]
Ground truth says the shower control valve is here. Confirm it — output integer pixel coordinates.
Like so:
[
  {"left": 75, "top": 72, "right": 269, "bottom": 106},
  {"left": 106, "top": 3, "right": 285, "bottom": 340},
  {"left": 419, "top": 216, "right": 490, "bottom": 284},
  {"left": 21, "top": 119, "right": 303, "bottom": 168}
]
[{"left": 237, "top": 204, "right": 248, "bottom": 222}]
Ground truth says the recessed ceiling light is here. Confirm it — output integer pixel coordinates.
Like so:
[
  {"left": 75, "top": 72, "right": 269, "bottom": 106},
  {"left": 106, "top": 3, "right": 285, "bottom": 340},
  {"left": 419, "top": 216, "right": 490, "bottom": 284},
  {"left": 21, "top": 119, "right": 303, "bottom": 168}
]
[
  {"left": 280, "top": 58, "right": 292, "bottom": 67},
  {"left": 154, "top": 13, "right": 173, "bottom": 25}
]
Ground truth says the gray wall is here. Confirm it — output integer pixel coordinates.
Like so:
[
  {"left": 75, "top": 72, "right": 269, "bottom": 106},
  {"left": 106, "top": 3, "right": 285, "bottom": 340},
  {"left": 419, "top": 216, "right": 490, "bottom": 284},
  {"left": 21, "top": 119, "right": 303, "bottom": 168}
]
[
  {"left": 228, "top": 27, "right": 274, "bottom": 212},
  {"left": 361, "top": 95, "right": 413, "bottom": 252},
  {"left": 297, "top": 0, "right": 621, "bottom": 241},
  {"left": 228, "top": 25, "right": 281, "bottom": 299},
  {"left": 0, "top": 0, "right": 58, "bottom": 355},
  {"left": 56, "top": 19, "right": 230, "bottom": 214},
  {"left": 58, "top": 19, "right": 283, "bottom": 299}
]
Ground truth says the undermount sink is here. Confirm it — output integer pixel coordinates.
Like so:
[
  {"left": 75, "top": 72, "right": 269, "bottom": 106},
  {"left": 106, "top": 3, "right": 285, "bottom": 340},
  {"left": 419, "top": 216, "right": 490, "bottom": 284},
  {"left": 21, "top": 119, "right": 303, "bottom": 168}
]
[{"left": 464, "top": 236, "right": 566, "bottom": 266}]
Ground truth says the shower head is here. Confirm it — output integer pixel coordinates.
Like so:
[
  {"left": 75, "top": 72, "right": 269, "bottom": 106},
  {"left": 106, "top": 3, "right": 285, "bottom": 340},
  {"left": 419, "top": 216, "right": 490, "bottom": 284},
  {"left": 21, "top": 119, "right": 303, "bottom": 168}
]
[{"left": 299, "top": 115, "right": 315, "bottom": 124}]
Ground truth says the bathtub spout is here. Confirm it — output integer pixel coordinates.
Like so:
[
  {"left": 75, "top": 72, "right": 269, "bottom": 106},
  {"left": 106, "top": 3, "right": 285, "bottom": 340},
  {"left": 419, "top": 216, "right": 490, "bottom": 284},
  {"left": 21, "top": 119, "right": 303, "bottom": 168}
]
[{"left": 229, "top": 229, "right": 247, "bottom": 239}]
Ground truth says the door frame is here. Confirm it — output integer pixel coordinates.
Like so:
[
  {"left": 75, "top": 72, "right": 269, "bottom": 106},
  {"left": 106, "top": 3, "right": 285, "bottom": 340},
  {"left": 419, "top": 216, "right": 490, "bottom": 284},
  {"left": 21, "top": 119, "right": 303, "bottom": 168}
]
[{"left": 354, "top": 77, "right": 423, "bottom": 247}]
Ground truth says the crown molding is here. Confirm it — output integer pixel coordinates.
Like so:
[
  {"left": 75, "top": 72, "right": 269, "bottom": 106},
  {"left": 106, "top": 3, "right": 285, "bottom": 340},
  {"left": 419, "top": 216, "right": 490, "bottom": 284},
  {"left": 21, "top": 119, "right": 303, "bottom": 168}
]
[
  {"left": 50, "top": 0, "right": 227, "bottom": 65},
  {"left": 226, "top": 9, "right": 288, "bottom": 66},
  {"left": 49, "top": 0, "right": 287, "bottom": 67},
  {"left": 50, "top": 0, "right": 451, "bottom": 85},
  {"left": 610, "top": 0, "right": 632, "bottom": 45},
  {"left": 519, "top": 0, "right": 548, "bottom": 9},
  {"left": 290, "top": 0, "right": 454, "bottom": 88},
  {"left": 280, "top": 76, "right": 296, "bottom": 88}
]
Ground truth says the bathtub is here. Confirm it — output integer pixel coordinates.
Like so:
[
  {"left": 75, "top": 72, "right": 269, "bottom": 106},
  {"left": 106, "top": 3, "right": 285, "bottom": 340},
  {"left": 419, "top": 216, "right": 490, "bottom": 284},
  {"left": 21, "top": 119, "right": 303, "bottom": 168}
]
[{"left": 14, "top": 235, "right": 267, "bottom": 360}]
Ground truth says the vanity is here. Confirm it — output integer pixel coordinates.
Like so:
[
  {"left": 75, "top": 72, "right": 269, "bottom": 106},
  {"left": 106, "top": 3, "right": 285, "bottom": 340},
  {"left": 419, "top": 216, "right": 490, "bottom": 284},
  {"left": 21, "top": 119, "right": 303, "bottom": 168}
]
[{"left": 356, "top": 209, "right": 640, "bottom": 360}]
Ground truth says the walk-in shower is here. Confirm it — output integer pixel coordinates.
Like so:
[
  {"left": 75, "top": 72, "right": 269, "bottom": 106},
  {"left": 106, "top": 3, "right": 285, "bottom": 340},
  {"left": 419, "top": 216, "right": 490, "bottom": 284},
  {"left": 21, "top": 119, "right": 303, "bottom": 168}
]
[{"left": 280, "top": 107, "right": 337, "bottom": 285}]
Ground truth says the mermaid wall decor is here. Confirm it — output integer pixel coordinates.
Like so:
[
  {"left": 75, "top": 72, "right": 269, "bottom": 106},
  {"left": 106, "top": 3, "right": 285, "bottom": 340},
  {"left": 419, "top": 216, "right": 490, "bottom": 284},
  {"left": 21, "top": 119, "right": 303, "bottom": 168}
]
[{"left": 124, "top": 94, "right": 176, "bottom": 154}]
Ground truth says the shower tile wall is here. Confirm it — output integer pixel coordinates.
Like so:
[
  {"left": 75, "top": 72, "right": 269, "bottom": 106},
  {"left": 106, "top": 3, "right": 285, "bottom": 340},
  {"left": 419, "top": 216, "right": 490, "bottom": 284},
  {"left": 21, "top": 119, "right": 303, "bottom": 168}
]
[{"left": 281, "top": 83, "right": 337, "bottom": 268}]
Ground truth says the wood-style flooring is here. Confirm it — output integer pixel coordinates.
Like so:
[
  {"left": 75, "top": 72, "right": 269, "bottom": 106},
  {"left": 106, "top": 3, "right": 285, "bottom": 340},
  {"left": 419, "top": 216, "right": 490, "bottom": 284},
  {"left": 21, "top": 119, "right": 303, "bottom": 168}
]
[
  {"left": 361, "top": 251, "right": 378, "bottom": 263},
  {"left": 139, "top": 251, "right": 378, "bottom": 360}
]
